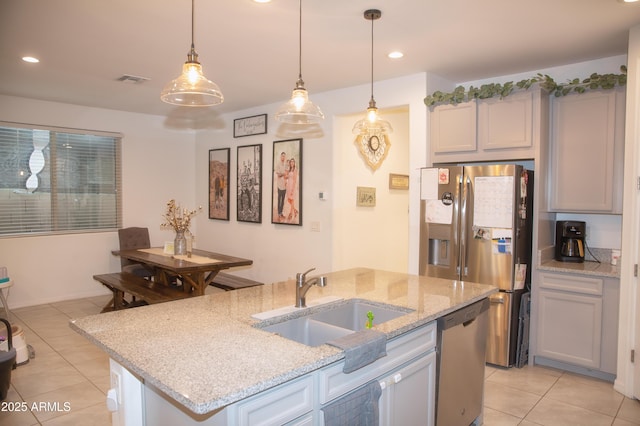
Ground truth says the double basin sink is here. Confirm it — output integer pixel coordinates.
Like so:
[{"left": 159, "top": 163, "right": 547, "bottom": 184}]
[{"left": 256, "top": 299, "right": 413, "bottom": 347}]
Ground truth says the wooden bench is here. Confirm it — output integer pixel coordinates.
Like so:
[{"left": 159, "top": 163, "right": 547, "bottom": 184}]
[
  {"left": 94, "top": 272, "right": 194, "bottom": 312},
  {"left": 210, "top": 272, "right": 263, "bottom": 291}
]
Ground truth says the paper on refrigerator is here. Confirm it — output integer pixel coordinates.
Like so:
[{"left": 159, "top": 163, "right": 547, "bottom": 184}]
[{"left": 421, "top": 168, "right": 453, "bottom": 224}]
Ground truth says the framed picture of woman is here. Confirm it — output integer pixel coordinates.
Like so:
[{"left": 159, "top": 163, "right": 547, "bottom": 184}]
[
  {"left": 237, "top": 144, "right": 262, "bottom": 223},
  {"left": 209, "top": 148, "right": 230, "bottom": 220},
  {"left": 271, "top": 138, "right": 302, "bottom": 226}
]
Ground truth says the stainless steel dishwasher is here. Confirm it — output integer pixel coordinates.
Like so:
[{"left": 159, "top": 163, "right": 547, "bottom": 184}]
[{"left": 435, "top": 298, "right": 490, "bottom": 426}]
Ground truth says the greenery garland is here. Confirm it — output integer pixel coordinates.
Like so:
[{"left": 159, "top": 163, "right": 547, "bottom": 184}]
[{"left": 424, "top": 65, "right": 627, "bottom": 108}]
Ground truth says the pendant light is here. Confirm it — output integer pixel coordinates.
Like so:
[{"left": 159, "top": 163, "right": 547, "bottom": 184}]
[
  {"left": 161, "top": 0, "right": 224, "bottom": 107},
  {"left": 352, "top": 9, "right": 392, "bottom": 139},
  {"left": 275, "top": 0, "right": 324, "bottom": 124}
]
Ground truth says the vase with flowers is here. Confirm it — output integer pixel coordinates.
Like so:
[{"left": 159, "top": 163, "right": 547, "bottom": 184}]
[{"left": 161, "top": 199, "right": 202, "bottom": 255}]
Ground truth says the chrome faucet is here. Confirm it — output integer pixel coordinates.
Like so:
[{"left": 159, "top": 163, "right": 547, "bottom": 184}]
[{"left": 295, "top": 268, "right": 327, "bottom": 308}]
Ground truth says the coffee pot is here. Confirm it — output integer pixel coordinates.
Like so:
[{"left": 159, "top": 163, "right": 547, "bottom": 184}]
[{"left": 555, "top": 221, "right": 586, "bottom": 262}]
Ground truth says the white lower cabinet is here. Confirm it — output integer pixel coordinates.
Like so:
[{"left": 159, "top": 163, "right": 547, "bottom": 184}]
[
  {"left": 113, "top": 321, "right": 437, "bottom": 426},
  {"left": 535, "top": 271, "right": 619, "bottom": 377},
  {"left": 317, "top": 321, "right": 437, "bottom": 426},
  {"left": 231, "top": 375, "right": 314, "bottom": 426},
  {"left": 378, "top": 351, "right": 436, "bottom": 426}
]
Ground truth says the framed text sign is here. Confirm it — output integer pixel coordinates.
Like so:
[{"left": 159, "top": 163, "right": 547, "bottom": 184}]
[{"left": 234, "top": 114, "right": 267, "bottom": 138}]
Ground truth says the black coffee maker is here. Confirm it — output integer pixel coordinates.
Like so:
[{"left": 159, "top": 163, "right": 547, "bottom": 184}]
[{"left": 555, "top": 221, "right": 586, "bottom": 262}]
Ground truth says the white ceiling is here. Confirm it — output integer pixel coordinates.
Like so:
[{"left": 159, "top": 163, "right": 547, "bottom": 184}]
[{"left": 0, "top": 0, "right": 638, "bottom": 118}]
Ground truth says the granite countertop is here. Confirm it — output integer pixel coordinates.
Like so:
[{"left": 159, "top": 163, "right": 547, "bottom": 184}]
[
  {"left": 70, "top": 268, "right": 497, "bottom": 415},
  {"left": 538, "top": 260, "right": 620, "bottom": 278}
]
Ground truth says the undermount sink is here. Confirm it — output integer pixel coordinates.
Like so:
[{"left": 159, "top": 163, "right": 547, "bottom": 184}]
[
  {"left": 309, "top": 300, "right": 411, "bottom": 332},
  {"left": 261, "top": 317, "right": 353, "bottom": 347},
  {"left": 257, "top": 299, "right": 412, "bottom": 347}
]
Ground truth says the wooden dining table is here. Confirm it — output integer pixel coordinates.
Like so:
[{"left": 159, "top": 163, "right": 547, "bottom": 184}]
[{"left": 113, "top": 248, "right": 253, "bottom": 296}]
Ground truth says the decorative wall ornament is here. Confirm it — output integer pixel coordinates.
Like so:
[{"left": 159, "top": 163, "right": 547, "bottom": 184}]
[{"left": 355, "top": 133, "right": 391, "bottom": 171}]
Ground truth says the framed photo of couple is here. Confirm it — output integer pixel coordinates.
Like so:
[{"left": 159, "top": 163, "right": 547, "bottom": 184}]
[{"left": 271, "top": 138, "right": 302, "bottom": 226}]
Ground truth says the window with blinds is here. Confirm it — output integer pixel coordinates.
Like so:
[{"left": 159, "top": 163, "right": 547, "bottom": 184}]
[{"left": 0, "top": 122, "right": 122, "bottom": 236}]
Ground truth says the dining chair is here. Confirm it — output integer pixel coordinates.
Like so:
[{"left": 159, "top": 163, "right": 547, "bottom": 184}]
[{"left": 117, "top": 227, "right": 154, "bottom": 279}]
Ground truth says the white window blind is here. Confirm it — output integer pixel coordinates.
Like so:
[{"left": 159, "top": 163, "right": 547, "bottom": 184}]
[{"left": 0, "top": 122, "right": 122, "bottom": 236}]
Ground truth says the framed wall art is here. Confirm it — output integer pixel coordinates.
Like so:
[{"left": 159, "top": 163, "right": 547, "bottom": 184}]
[
  {"left": 356, "top": 186, "right": 376, "bottom": 207},
  {"left": 209, "top": 148, "right": 230, "bottom": 220},
  {"left": 234, "top": 114, "right": 267, "bottom": 138},
  {"left": 272, "top": 138, "right": 302, "bottom": 225},
  {"left": 237, "top": 144, "right": 262, "bottom": 223},
  {"left": 389, "top": 173, "right": 409, "bottom": 190}
]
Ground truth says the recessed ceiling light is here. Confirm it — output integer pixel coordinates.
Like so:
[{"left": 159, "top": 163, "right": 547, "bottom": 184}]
[
  {"left": 253, "top": 0, "right": 271, "bottom": 3},
  {"left": 618, "top": 0, "right": 638, "bottom": 3},
  {"left": 388, "top": 51, "right": 404, "bottom": 59},
  {"left": 22, "top": 56, "right": 39, "bottom": 63}
]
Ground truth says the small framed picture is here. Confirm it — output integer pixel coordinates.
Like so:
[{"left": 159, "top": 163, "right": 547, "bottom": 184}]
[
  {"left": 389, "top": 173, "right": 410, "bottom": 190},
  {"left": 234, "top": 114, "right": 267, "bottom": 138},
  {"left": 272, "top": 138, "right": 302, "bottom": 225},
  {"left": 237, "top": 144, "right": 262, "bottom": 223},
  {"left": 357, "top": 186, "right": 376, "bottom": 207},
  {"left": 209, "top": 148, "right": 230, "bottom": 220}
]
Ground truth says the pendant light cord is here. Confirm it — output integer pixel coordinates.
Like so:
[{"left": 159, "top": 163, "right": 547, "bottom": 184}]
[
  {"left": 298, "top": 0, "right": 303, "bottom": 80},
  {"left": 191, "top": 0, "right": 195, "bottom": 50},
  {"left": 370, "top": 13, "right": 374, "bottom": 103}
]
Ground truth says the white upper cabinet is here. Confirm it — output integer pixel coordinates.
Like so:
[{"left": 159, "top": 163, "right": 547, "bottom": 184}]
[
  {"left": 429, "top": 90, "right": 539, "bottom": 164},
  {"left": 548, "top": 88, "right": 625, "bottom": 213},
  {"left": 430, "top": 100, "right": 477, "bottom": 154}
]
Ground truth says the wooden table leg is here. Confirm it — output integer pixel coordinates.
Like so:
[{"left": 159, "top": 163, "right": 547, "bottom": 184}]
[
  {"left": 179, "top": 273, "right": 206, "bottom": 296},
  {"left": 113, "top": 289, "right": 125, "bottom": 310}
]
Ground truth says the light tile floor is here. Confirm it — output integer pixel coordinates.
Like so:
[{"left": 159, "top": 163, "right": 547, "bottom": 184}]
[{"left": 1, "top": 294, "right": 639, "bottom": 425}]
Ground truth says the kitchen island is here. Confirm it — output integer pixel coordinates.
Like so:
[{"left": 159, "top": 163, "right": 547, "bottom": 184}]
[{"left": 70, "top": 268, "right": 497, "bottom": 425}]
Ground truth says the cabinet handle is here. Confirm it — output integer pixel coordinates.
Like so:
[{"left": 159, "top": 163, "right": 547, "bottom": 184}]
[{"left": 394, "top": 373, "right": 402, "bottom": 384}]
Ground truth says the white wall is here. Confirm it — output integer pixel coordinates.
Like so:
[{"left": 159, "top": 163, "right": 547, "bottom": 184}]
[
  {"left": 332, "top": 107, "right": 410, "bottom": 273},
  {"left": 0, "top": 95, "right": 196, "bottom": 308},
  {"left": 193, "top": 73, "right": 427, "bottom": 284}
]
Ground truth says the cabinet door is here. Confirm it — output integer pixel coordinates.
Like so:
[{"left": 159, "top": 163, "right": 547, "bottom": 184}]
[
  {"left": 232, "top": 375, "right": 314, "bottom": 426},
  {"left": 478, "top": 90, "right": 533, "bottom": 150},
  {"left": 378, "top": 351, "right": 436, "bottom": 426},
  {"left": 549, "top": 90, "right": 621, "bottom": 212},
  {"left": 537, "top": 288, "right": 602, "bottom": 369},
  {"left": 430, "top": 101, "right": 477, "bottom": 153}
]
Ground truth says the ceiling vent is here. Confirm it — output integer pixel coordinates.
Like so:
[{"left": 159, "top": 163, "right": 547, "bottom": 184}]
[{"left": 116, "top": 74, "right": 150, "bottom": 84}]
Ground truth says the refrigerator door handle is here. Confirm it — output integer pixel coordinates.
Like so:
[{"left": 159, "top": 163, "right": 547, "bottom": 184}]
[{"left": 460, "top": 175, "right": 470, "bottom": 277}]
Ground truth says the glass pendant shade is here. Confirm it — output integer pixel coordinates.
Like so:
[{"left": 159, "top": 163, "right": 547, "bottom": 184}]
[
  {"left": 161, "top": 54, "right": 224, "bottom": 106},
  {"left": 160, "top": 0, "right": 223, "bottom": 107},
  {"left": 275, "top": 79, "right": 324, "bottom": 124},
  {"left": 275, "top": 0, "right": 324, "bottom": 125},
  {"left": 352, "top": 100, "right": 393, "bottom": 136},
  {"left": 354, "top": 9, "right": 392, "bottom": 138}
]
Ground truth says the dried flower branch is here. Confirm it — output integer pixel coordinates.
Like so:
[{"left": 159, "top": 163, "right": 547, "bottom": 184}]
[{"left": 161, "top": 199, "right": 202, "bottom": 233}]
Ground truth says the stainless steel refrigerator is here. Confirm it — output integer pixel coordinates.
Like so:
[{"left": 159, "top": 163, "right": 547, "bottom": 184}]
[{"left": 419, "top": 164, "right": 533, "bottom": 367}]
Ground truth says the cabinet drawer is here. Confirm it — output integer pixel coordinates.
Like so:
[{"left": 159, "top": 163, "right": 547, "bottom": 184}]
[
  {"left": 539, "top": 272, "right": 603, "bottom": 295},
  {"left": 232, "top": 375, "right": 313, "bottom": 426},
  {"left": 318, "top": 321, "right": 436, "bottom": 404}
]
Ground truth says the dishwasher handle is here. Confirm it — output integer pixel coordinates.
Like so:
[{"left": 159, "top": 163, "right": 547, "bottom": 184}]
[{"left": 437, "top": 298, "right": 490, "bottom": 331}]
